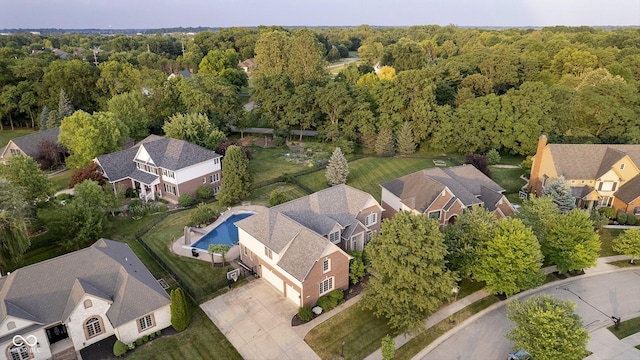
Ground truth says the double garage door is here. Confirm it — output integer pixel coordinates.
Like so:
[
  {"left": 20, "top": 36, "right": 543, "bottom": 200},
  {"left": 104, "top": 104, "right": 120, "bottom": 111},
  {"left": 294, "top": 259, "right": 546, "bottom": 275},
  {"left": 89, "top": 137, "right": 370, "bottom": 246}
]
[{"left": 261, "top": 265, "right": 300, "bottom": 306}]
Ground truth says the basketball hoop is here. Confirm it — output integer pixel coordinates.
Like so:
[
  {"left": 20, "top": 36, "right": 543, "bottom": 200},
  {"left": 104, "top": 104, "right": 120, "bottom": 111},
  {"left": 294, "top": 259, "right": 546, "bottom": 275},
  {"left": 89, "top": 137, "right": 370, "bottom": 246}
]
[{"left": 227, "top": 268, "right": 240, "bottom": 282}]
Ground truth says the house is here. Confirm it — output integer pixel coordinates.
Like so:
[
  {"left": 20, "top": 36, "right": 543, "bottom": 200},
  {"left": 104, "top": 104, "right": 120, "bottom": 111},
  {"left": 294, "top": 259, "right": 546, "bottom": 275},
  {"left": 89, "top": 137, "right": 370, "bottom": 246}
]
[
  {"left": 0, "top": 239, "right": 171, "bottom": 360},
  {"left": 380, "top": 165, "right": 515, "bottom": 225},
  {"left": 95, "top": 135, "right": 222, "bottom": 204},
  {"left": 167, "top": 70, "right": 192, "bottom": 81},
  {"left": 236, "top": 184, "right": 383, "bottom": 307},
  {"left": 238, "top": 58, "right": 256, "bottom": 73},
  {"left": 530, "top": 135, "right": 640, "bottom": 217},
  {"left": 0, "top": 128, "right": 60, "bottom": 165}
]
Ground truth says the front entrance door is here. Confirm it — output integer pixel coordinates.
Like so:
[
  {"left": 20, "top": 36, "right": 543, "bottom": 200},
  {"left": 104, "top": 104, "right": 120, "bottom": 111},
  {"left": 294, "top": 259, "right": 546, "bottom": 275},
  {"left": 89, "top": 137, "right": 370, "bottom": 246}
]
[{"left": 46, "top": 324, "right": 69, "bottom": 344}]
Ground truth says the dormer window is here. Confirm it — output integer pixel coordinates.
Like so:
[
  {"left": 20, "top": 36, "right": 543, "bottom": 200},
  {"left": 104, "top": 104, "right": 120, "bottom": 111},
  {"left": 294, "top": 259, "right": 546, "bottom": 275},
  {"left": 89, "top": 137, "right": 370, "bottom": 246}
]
[
  {"left": 328, "top": 231, "right": 340, "bottom": 244},
  {"left": 621, "top": 163, "right": 625, "bottom": 170}
]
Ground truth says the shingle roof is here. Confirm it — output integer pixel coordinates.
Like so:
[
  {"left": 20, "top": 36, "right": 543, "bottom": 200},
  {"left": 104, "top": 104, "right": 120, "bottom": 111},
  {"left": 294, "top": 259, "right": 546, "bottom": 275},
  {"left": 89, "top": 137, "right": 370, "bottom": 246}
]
[
  {"left": 235, "top": 184, "right": 378, "bottom": 281},
  {"left": 616, "top": 176, "right": 640, "bottom": 203},
  {"left": 0, "top": 239, "right": 169, "bottom": 328},
  {"left": 381, "top": 165, "right": 505, "bottom": 212},
  {"left": 547, "top": 144, "right": 640, "bottom": 179},
  {"left": 9, "top": 128, "right": 60, "bottom": 158}
]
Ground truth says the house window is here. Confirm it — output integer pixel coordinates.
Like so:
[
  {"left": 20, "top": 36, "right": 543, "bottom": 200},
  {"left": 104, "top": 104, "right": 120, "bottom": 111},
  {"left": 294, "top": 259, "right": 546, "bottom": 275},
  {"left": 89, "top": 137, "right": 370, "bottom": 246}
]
[
  {"left": 84, "top": 299, "right": 93, "bottom": 309},
  {"left": 264, "top": 246, "right": 272, "bottom": 259},
  {"left": 328, "top": 231, "right": 340, "bottom": 244},
  {"left": 428, "top": 211, "right": 441, "bottom": 220},
  {"left": 621, "top": 163, "right": 625, "bottom": 170},
  {"left": 85, "top": 317, "right": 103, "bottom": 338},
  {"left": 162, "top": 169, "right": 175, "bottom": 179},
  {"left": 634, "top": 207, "right": 640, "bottom": 215},
  {"left": 210, "top": 173, "right": 220, "bottom": 183},
  {"left": 243, "top": 245, "right": 248, "bottom": 256},
  {"left": 7, "top": 321, "right": 16, "bottom": 330},
  {"left": 213, "top": 158, "right": 220, "bottom": 165},
  {"left": 9, "top": 149, "right": 20, "bottom": 156},
  {"left": 598, "top": 182, "right": 617, "bottom": 192},
  {"left": 581, "top": 180, "right": 585, "bottom": 184},
  {"left": 364, "top": 213, "right": 377, "bottom": 227},
  {"left": 322, "top": 258, "right": 330, "bottom": 273},
  {"left": 599, "top": 196, "right": 613, "bottom": 207},
  {"left": 213, "top": 186, "right": 220, "bottom": 195},
  {"left": 365, "top": 231, "right": 373, "bottom": 243},
  {"left": 571, "top": 180, "right": 575, "bottom": 184},
  {"left": 9, "top": 344, "right": 30, "bottom": 360},
  {"left": 138, "top": 314, "right": 154, "bottom": 332},
  {"left": 164, "top": 184, "right": 176, "bottom": 195},
  {"left": 319, "top": 277, "right": 334, "bottom": 296},
  {"left": 202, "top": 178, "right": 206, "bottom": 184}
]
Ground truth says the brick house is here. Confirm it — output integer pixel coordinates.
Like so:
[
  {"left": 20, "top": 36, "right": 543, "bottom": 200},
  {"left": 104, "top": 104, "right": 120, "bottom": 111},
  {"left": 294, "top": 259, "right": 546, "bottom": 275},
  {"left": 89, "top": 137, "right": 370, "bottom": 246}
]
[
  {"left": 95, "top": 135, "right": 222, "bottom": 204},
  {"left": 236, "top": 184, "right": 383, "bottom": 307},
  {"left": 530, "top": 135, "right": 640, "bottom": 217},
  {"left": 0, "top": 239, "right": 170, "bottom": 360},
  {"left": 380, "top": 165, "right": 514, "bottom": 225}
]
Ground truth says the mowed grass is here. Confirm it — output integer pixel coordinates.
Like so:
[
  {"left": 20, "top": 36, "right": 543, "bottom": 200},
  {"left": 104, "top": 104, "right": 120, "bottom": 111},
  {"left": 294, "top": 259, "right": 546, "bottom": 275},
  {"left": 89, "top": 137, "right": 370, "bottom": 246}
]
[
  {"left": 305, "top": 305, "right": 398, "bottom": 360},
  {"left": 297, "top": 157, "right": 446, "bottom": 201},
  {"left": 599, "top": 228, "right": 623, "bottom": 257},
  {"left": 608, "top": 316, "right": 640, "bottom": 339},
  {"left": 129, "top": 299, "right": 242, "bottom": 360},
  {"left": 249, "top": 182, "right": 310, "bottom": 206},
  {"left": 48, "top": 169, "right": 73, "bottom": 192},
  {"left": 490, "top": 167, "right": 526, "bottom": 194},
  {"left": 0, "top": 128, "right": 36, "bottom": 147},
  {"left": 249, "top": 147, "right": 309, "bottom": 185}
]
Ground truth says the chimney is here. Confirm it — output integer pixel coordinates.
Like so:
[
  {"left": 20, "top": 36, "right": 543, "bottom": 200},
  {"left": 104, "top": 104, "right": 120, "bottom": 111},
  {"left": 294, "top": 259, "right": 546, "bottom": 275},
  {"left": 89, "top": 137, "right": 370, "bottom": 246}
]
[{"left": 529, "top": 135, "right": 548, "bottom": 196}]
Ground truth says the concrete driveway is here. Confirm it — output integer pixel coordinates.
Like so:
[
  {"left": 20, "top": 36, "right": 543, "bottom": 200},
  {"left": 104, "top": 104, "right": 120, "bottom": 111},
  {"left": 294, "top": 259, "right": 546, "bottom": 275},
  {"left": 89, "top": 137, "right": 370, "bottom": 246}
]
[{"left": 200, "top": 279, "right": 320, "bottom": 360}]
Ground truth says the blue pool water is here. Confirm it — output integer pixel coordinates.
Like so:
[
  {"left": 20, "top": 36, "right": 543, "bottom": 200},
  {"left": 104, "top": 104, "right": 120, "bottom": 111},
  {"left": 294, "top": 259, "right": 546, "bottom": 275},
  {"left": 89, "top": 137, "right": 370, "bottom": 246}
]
[{"left": 192, "top": 213, "right": 254, "bottom": 250}]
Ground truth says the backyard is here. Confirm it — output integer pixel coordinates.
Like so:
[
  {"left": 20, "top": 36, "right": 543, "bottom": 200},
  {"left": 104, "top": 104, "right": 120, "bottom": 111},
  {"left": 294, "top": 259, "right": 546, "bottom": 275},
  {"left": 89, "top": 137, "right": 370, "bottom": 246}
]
[{"left": 0, "top": 128, "right": 35, "bottom": 147}]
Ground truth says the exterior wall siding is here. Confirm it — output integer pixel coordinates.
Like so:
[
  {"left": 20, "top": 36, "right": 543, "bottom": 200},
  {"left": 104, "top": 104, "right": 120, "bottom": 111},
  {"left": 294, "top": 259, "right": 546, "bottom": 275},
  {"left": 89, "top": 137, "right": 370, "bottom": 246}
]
[
  {"left": 356, "top": 205, "right": 382, "bottom": 233},
  {"left": 115, "top": 305, "right": 171, "bottom": 345},
  {"left": 380, "top": 188, "right": 403, "bottom": 219}
]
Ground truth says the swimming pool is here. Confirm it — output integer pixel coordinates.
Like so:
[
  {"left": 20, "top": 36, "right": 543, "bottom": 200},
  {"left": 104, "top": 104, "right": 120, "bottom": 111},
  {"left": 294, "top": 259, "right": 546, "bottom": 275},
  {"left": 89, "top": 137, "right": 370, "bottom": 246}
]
[{"left": 191, "top": 213, "right": 254, "bottom": 250}]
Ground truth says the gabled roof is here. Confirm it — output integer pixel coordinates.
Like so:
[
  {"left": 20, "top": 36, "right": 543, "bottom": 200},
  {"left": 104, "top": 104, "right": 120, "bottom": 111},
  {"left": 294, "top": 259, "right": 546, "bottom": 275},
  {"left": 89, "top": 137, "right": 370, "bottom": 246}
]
[
  {"left": 381, "top": 165, "right": 506, "bottom": 212},
  {"left": 547, "top": 144, "right": 640, "bottom": 179},
  {"left": 616, "top": 176, "right": 640, "bottom": 203},
  {"left": 235, "top": 184, "right": 378, "bottom": 281},
  {"left": 0, "top": 239, "right": 169, "bottom": 328},
  {"left": 5, "top": 128, "right": 60, "bottom": 158}
]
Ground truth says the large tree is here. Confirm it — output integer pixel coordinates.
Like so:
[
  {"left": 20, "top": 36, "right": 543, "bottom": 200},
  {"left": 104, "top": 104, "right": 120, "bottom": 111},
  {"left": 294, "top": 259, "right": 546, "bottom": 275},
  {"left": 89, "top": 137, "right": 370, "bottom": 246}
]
[
  {"left": 325, "top": 147, "right": 349, "bottom": 186},
  {"left": 612, "top": 228, "right": 640, "bottom": 264},
  {"left": 287, "top": 29, "right": 326, "bottom": 86},
  {"left": 216, "top": 145, "right": 252, "bottom": 206},
  {"left": 0, "top": 155, "right": 51, "bottom": 203},
  {"left": 163, "top": 113, "right": 211, "bottom": 147},
  {"left": 474, "top": 218, "right": 545, "bottom": 297},
  {"left": 546, "top": 210, "right": 600, "bottom": 273},
  {"left": 0, "top": 179, "right": 31, "bottom": 268},
  {"left": 362, "top": 211, "right": 458, "bottom": 332},
  {"left": 514, "top": 196, "right": 560, "bottom": 260},
  {"left": 543, "top": 176, "right": 575, "bottom": 213},
  {"left": 444, "top": 206, "right": 497, "bottom": 277},
  {"left": 507, "top": 295, "right": 590, "bottom": 360},
  {"left": 59, "top": 110, "right": 130, "bottom": 169},
  {"left": 106, "top": 91, "right": 150, "bottom": 141}
]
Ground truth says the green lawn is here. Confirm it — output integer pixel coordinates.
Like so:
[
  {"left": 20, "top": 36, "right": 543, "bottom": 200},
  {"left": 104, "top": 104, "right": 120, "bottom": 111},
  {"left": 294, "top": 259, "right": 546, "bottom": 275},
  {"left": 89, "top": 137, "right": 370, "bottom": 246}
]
[
  {"left": 49, "top": 169, "right": 73, "bottom": 192},
  {"left": 490, "top": 167, "right": 526, "bottom": 194},
  {"left": 0, "top": 128, "right": 36, "bottom": 147},
  {"left": 599, "top": 228, "right": 623, "bottom": 257},
  {"left": 608, "top": 316, "right": 640, "bottom": 339},
  {"left": 249, "top": 182, "right": 310, "bottom": 206},
  {"left": 129, "top": 299, "right": 242, "bottom": 360},
  {"left": 249, "top": 147, "right": 309, "bottom": 186}
]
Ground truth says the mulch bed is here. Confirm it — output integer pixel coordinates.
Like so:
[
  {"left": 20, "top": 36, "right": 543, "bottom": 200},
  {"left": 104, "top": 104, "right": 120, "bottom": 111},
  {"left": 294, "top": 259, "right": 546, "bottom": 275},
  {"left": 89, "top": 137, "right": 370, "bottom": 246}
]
[{"left": 291, "top": 275, "right": 369, "bottom": 327}]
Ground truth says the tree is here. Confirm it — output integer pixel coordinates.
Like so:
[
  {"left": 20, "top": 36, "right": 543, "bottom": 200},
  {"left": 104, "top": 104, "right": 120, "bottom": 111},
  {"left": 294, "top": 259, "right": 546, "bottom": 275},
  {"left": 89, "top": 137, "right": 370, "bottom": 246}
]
[
  {"left": 39, "top": 106, "right": 50, "bottom": 130},
  {"left": 56, "top": 89, "right": 75, "bottom": 123},
  {"left": 59, "top": 110, "right": 130, "bottom": 169},
  {"left": 325, "top": 147, "right": 349, "bottom": 186},
  {"left": 68, "top": 162, "right": 105, "bottom": 189},
  {"left": 208, "top": 244, "right": 230, "bottom": 267},
  {"left": 375, "top": 128, "right": 395, "bottom": 156},
  {"left": 216, "top": 145, "right": 251, "bottom": 206},
  {"left": 381, "top": 335, "right": 395, "bottom": 360},
  {"left": 542, "top": 176, "right": 575, "bottom": 213},
  {"left": 348, "top": 250, "right": 366, "bottom": 285},
  {"left": 107, "top": 91, "right": 150, "bottom": 141},
  {"left": 0, "top": 155, "right": 51, "bottom": 203},
  {"left": 170, "top": 288, "right": 191, "bottom": 331},
  {"left": 485, "top": 149, "right": 501, "bottom": 165},
  {"left": 35, "top": 139, "right": 67, "bottom": 170},
  {"left": 163, "top": 113, "right": 211, "bottom": 147},
  {"left": 0, "top": 179, "right": 30, "bottom": 268},
  {"left": 269, "top": 188, "right": 288, "bottom": 206},
  {"left": 288, "top": 29, "right": 326, "bottom": 86},
  {"left": 506, "top": 295, "right": 590, "bottom": 360},
  {"left": 205, "top": 129, "right": 227, "bottom": 151},
  {"left": 546, "top": 210, "right": 600, "bottom": 273},
  {"left": 362, "top": 212, "right": 458, "bottom": 332},
  {"left": 612, "top": 228, "right": 640, "bottom": 264},
  {"left": 190, "top": 202, "right": 215, "bottom": 227},
  {"left": 198, "top": 48, "right": 247, "bottom": 88},
  {"left": 474, "top": 218, "right": 545, "bottom": 297},
  {"left": 444, "top": 206, "right": 497, "bottom": 277},
  {"left": 465, "top": 153, "right": 491, "bottom": 177},
  {"left": 396, "top": 122, "right": 416, "bottom": 155},
  {"left": 514, "top": 196, "right": 560, "bottom": 260}
]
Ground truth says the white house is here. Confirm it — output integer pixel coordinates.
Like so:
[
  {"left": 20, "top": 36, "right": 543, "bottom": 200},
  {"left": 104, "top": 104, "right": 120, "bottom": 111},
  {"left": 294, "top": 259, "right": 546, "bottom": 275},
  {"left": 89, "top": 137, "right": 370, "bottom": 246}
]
[{"left": 0, "top": 239, "right": 171, "bottom": 360}]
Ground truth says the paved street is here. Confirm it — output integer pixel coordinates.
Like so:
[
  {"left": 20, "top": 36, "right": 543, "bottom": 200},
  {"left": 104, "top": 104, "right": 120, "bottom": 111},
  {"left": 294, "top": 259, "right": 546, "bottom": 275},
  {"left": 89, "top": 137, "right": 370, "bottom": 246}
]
[{"left": 418, "top": 269, "right": 640, "bottom": 360}]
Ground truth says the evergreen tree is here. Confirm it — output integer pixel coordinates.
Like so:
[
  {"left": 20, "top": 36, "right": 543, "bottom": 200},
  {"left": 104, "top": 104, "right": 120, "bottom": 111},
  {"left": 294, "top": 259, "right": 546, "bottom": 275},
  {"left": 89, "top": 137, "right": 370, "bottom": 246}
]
[
  {"left": 170, "top": 288, "right": 191, "bottom": 331},
  {"left": 46, "top": 109, "right": 59, "bottom": 129},
  {"left": 396, "top": 122, "right": 416, "bottom": 155},
  {"left": 216, "top": 145, "right": 252, "bottom": 206},
  {"left": 325, "top": 147, "right": 349, "bottom": 186},
  {"left": 39, "top": 106, "right": 49, "bottom": 130},
  {"left": 57, "top": 89, "right": 75, "bottom": 122},
  {"left": 375, "top": 128, "right": 395, "bottom": 156},
  {"left": 543, "top": 176, "right": 576, "bottom": 213}
]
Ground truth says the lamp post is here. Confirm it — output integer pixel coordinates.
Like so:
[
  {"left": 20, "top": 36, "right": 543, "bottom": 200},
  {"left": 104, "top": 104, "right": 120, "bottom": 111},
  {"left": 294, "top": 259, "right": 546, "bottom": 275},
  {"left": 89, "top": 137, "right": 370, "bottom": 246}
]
[
  {"left": 341, "top": 340, "right": 345, "bottom": 359},
  {"left": 451, "top": 286, "right": 459, "bottom": 303}
]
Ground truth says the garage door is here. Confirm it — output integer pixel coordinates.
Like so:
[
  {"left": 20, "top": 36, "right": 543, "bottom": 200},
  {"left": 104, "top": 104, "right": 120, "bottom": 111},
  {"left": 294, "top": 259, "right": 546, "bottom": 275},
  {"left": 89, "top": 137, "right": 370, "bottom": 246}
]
[
  {"left": 286, "top": 283, "right": 300, "bottom": 306},
  {"left": 261, "top": 265, "right": 284, "bottom": 293}
]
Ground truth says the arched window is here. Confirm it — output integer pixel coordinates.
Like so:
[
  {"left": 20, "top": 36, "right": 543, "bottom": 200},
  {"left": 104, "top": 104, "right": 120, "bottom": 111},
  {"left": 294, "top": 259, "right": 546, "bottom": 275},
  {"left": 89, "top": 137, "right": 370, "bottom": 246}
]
[
  {"left": 85, "top": 317, "right": 102, "bottom": 338},
  {"left": 7, "top": 321, "right": 16, "bottom": 330},
  {"left": 83, "top": 299, "right": 92, "bottom": 309},
  {"left": 8, "top": 343, "right": 31, "bottom": 360}
]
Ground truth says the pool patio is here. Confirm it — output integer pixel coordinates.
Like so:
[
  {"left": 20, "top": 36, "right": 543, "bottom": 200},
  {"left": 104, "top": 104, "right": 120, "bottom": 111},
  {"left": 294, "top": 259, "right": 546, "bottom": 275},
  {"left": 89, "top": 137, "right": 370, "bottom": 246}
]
[{"left": 171, "top": 204, "right": 267, "bottom": 264}]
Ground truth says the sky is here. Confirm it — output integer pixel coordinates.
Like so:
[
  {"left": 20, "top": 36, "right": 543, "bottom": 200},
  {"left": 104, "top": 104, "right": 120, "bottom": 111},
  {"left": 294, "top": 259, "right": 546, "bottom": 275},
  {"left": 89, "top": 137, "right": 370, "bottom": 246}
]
[{"left": 1, "top": 0, "right": 639, "bottom": 29}]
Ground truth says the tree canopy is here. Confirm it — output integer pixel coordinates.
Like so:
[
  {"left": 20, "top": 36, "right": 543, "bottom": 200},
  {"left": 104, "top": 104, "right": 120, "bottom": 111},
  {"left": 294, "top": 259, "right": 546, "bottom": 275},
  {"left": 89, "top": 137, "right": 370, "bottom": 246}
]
[
  {"left": 546, "top": 209, "right": 600, "bottom": 273},
  {"left": 216, "top": 145, "right": 252, "bottom": 206},
  {"left": 612, "top": 228, "right": 640, "bottom": 264}
]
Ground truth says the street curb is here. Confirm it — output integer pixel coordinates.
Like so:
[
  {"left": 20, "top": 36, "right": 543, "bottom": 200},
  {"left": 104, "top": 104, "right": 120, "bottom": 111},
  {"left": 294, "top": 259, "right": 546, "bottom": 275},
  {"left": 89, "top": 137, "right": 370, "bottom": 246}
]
[{"left": 411, "top": 266, "right": 640, "bottom": 360}]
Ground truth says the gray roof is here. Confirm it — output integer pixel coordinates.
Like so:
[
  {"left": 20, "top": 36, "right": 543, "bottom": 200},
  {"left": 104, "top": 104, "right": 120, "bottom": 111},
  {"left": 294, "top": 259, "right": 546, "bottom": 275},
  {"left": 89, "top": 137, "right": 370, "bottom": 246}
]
[
  {"left": 96, "top": 136, "right": 221, "bottom": 183},
  {"left": 0, "top": 239, "right": 169, "bottom": 328},
  {"left": 8, "top": 128, "right": 60, "bottom": 158},
  {"left": 235, "top": 184, "right": 378, "bottom": 281},
  {"left": 380, "top": 165, "right": 505, "bottom": 212},
  {"left": 616, "top": 176, "right": 640, "bottom": 203},
  {"left": 129, "top": 169, "right": 159, "bottom": 185},
  {"left": 547, "top": 144, "right": 640, "bottom": 179}
]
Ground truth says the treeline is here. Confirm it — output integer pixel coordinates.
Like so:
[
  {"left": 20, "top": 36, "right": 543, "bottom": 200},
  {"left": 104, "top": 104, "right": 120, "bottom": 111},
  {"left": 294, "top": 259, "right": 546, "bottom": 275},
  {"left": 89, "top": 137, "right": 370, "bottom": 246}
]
[{"left": 1, "top": 25, "right": 639, "bottom": 156}]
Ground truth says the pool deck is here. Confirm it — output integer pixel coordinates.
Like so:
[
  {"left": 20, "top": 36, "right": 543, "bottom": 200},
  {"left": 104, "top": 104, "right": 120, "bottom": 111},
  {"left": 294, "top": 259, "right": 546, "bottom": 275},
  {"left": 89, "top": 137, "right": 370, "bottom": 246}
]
[{"left": 171, "top": 205, "right": 267, "bottom": 264}]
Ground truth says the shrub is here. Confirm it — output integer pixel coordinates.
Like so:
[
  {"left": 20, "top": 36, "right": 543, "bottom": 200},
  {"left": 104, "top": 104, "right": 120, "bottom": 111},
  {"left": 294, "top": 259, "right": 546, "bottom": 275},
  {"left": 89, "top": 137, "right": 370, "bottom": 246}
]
[
  {"left": 158, "top": 205, "right": 168, "bottom": 212},
  {"left": 142, "top": 335, "right": 149, "bottom": 342},
  {"left": 149, "top": 332, "right": 156, "bottom": 339},
  {"left": 124, "top": 187, "right": 138, "bottom": 199},
  {"left": 171, "top": 288, "right": 191, "bottom": 331},
  {"left": 190, "top": 202, "right": 215, "bottom": 226},
  {"left": 329, "top": 289, "right": 344, "bottom": 303},
  {"left": 113, "top": 340, "right": 128, "bottom": 357},
  {"left": 628, "top": 216, "right": 637, "bottom": 226},
  {"left": 617, "top": 212, "right": 628, "bottom": 225},
  {"left": 520, "top": 156, "right": 533, "bottom": 170},
  {"left": 68, "top": 162, "right": 105, "bottom": 188},
  {"left": 157, "top": 197, "right": 169, "bottom": 204},
  {"left": 316, "top": 295, "right": 339, "bottom": 312},
  {"left": 381, "top": 335, "right": 395, "bottom": 360},
  {"left": 197, "top": 185, "right": 214, "bottom": 200},
  {"left": 348, "top": 250, "right": 366, "bottom": 285},
  {"left": 135, "top": 338, "right": 143, "bottom": 346},
  {"left": 269, "top": 189, "right": 288, "bottom": 206},
  {"left": 298, "top": 306, "right": 313, "bottom": 322},
  {"left": 127, "top": 343, "right": 135, "bottom": 350},
  {"left": 486, "top": 149, "right": 501, "bottom": 165},
  {"left": 156, "top": 330, "right": 162, "bottom": 336},
  {"left": 128, "top": 199, "right": 159, "bottom": 217},
  {"left": 178, "top": 193, "right": 196, "bottom": 207},
  {"left": 335, "top": 138, "right": 355, "bottom": 155},
  {"left": 598, "top": 207, "right": 617, "bottom": 220}
]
